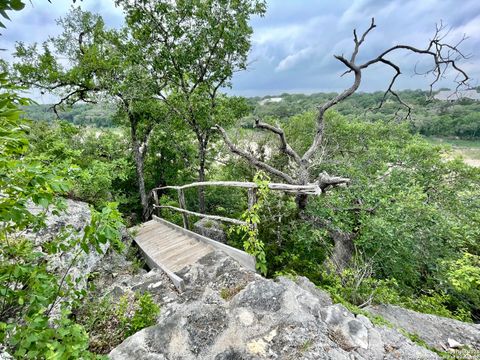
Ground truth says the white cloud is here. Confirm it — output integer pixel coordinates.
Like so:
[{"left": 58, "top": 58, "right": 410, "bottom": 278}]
[
  {"left": 2, "top": 0, "right": 479, "bottom": 97},
  {"left": 275, "top": 46, "right": 315, "bottom": 72}
]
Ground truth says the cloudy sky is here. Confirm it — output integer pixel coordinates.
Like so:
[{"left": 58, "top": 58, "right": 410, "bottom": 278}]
[{"left": 2, "top": 0, "right": 479, "bottom": 98}]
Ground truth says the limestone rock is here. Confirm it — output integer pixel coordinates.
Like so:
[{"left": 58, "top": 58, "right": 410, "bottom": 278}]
[
  {"left": 22, "top": 199, "right": 120, "bottom": 318},
  {"left": 109, "top": 251, "right": 441, "bottom": 359},
  {"left": 24, "top": 199, "right": 108, "bottom": 282},
  {"left": 193, "top": 218, "right": 227, "bottom": 243},
  {"left": 366, "top": 304, "right": 480, "bottom": 352},
  {"left": 0, "top": 346, "right": 12, "bottom": 360}
]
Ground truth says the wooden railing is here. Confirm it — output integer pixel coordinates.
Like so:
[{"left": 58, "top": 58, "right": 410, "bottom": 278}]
[{"left": 150, "top": 181, "right": 321, "bottom": 229}]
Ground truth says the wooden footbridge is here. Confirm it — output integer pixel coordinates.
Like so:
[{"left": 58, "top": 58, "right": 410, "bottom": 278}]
[{"left": 134, "top": 181, "right": 320, "bottom": 291}]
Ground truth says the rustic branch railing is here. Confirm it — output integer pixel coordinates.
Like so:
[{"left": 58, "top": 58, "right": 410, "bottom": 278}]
[
  {"left": 151, "top": 181, "right": 321, "bottom": 229},
  {"left": 152, "top": 181, "right": 321, "bottom": 194}
]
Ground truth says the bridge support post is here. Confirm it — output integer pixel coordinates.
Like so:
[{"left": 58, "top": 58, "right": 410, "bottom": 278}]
[
  {"left": 178, "top": 189, "right": 189, "bottom": 229},
  {"left": 152, "top": 190, "right": 160, "bottom": 218},
  {"left": 247, "top": 188, "right": 257, "bottom": 210}
]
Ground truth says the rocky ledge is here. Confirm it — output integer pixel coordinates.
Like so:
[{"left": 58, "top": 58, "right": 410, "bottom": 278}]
[
  {"left": 105, "top": 249, "right": 473, "bottom": 360},
  {"left": 366, "top": 304, "right": 480, "bottom": 352},
  {"left": 9, "top": 200, "right": 478, "bottom": 359}
]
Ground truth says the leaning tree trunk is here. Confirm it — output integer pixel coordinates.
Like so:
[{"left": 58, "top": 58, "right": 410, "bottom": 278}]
[{"left": 328, "top": 230, "right": 355, "bottom": 273}]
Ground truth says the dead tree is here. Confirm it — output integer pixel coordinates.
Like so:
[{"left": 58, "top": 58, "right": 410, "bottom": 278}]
[{"left": 216, "top": 18, "right": 470, "bottom": 210}]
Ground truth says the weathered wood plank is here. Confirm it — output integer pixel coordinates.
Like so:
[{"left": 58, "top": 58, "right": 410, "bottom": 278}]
[
  {"left": 153, "top": 216, "right": 256, "bottom": 271},
  {"left": 169, "top": 247, "right": 213, "bottom": 272},
  {"left": 133, "top": 216, "right": 256, "bottom": 293}
]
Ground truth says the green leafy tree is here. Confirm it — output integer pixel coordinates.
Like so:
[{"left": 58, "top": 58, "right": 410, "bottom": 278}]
[
  {"left": 0, "top": 0, "right": 26, "bottom": 31},
  {"left": 249, "top": 109, "right": 480, "bottom": 319},
  {"left": 11, "top": 7, "right": 167, "bottom": 219},
  {"left": 0, "top": 74, "right": 125, "bottom": 358},
  {"left": 117, "top": 0, "right": 265, "bottom": 212}
]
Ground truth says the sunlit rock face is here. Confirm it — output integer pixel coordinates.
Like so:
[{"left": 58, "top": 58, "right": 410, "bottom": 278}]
[{"left": 108, "top": 251, "right": 442, "bottom": 360}]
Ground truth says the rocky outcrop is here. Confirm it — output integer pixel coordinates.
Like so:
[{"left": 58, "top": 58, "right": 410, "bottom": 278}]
[
  {"left": 366, "top": 304, "right": 480, "bottom": 352},
  {"left": 24, "top": 199, "right": 113, "bottom": 315},
  {"left": 25, "top": 199, "right": 108, "bottom": 281},
  {"left": 194, "top": 218, "right": 227, "bottom": 243},
  {"left": 108, "top": 251, "right": 441, "bottom": 359}
]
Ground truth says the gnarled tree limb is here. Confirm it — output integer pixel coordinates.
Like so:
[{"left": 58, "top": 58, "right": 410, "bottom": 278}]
[
  {"left": 318, "top": 171, "right": 351, "bottom": 192},
  {"left": 215, "top": 125, "right": 295, "bottom": 184},
  {"left": 216, "top": 17, "right": 469, "bottom": 210},
  {"left": 254, "top": 118, "right": 302, "bottom": 164}
]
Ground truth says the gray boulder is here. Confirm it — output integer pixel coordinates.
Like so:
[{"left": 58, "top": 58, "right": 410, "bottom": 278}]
[
  {"left": 194, "top": 218, "right": 227, "bottom": 243},
  {"left": 109, "top": 251, "right": 440, "bottom": 359},
  {"left": 25, "top": 199, "right": 108, "bottom": 280},
  {"left": 366, "top": 304, "right": 480, "bottom": 352},
  {"left": 23, "top": 199, "right": 112, "bottom": 316}
]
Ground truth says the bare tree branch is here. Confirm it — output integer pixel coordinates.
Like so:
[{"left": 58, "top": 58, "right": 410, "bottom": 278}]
[
  {"left": 351, "top": 17, "right": 376, "bottom": 63},
  {"left": 217, "top": 17, "right": 470, "bottom": 210},
  {"left": 302, "top": 59, "right": 361, "bottom": 162},
  {"left": 254, "top": 118, "right": 302, "bottom": 164},
  {"left": 370, "top": 58, "right": 412, "bottom": 118},
  {"left": 215, "top": 125, "right": 295, "bottom": 184},
  {"left": 359, "top": 24, "right": 470, "bottom": 95},
  {"left": 318, "top": 171, "right": 350, "bottom": 192}
]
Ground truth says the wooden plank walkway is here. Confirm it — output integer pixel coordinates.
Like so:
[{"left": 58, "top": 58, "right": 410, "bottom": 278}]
[{"left": 134, "top": 216, "right": 256, "bottom": 292}]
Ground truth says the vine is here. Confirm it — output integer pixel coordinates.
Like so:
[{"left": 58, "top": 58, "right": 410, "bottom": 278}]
[{"left": 231, "top": 172, "right": 270, "bottom": 275}]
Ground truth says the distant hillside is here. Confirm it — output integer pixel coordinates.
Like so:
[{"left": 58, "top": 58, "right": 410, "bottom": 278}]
[
  {"left": 250, "top": 90, "right": 480, "bottom": 139},
  {"left": 23, "top": 90, "right": 480, "bottom": 138},
  {"left": 22, "top": 103, "right": 117, "bottom": 128}
]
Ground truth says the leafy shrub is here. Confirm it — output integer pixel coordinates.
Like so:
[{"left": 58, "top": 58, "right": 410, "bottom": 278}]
[
  {"left": 319, "top": 265, "right": 472, "bottom": 322},
  {"left": 0, "top": 76, "right": 124, "bottom": 358},
  {"left": 77, "top": 292, "right": 160, "bottom": 353},
  {"left": 440, "top": 253, "right": 480, "bottom": 320},
  {"left": 125, "top": 292, "right": 160, "bottom": 336},
  {"left": 320, "top": 262, "right": 402, "bottom": 307}
]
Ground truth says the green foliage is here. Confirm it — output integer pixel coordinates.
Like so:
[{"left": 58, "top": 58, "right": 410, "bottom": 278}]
[
  {"left": 0, "top": 74, "right": 125, "bottom": 358},
  {"left": 320, "top": 264, "right": 402, "bottom": 307},
  {"left": 124, "top": 292, "right": 160, "bottom": 337},
  {"left": 0, "top": 200, "right": 125, "bottom": 358},
  {"left": 253, "top": 90, "right": 480, "bottom": 139},
  {"left": 220, "top": 285, "right": 246, "bottom": 301},
  {"left": 441, "top": 253, "right": 480, "bottom": 315},
  {"left": 321, "top": 267, "right": 472, "bottom": 322},
  {"left": 76, "top": 292, "right": 159, "bottom": 354},
  {"left": 223, "top": 109, "right": 479, "bottom": 321},
  {"left": 24, "top": 119, "right": 137, "bottom": 211},
  {"left": 230, "top": 172, "right": 270, "bottom": 275},
  {"left": 0, "top": 0, "right": 25, "bottom": 31},
  {"left": 0, "top": 74, "right": 67, "bottom": 231},
  {"left": 22, "top": 103, "right": 116, "bottom": 128}
]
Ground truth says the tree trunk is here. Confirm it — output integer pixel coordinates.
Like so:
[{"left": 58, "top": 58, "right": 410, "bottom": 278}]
[
  {"left": 197, "top": 134, "right": 207, "bottom": 213},
  {"left": 295, "top": 193, "right": 309, "bottom": 210},
  {"left": 328, "top": 230, "right": 355, "bottom": 273},
  {"left": 131, "top": 125, "right": 149, "bottom": 220},
  {"left": 295, "top": 164, "right": 310, "bottom": 211}
]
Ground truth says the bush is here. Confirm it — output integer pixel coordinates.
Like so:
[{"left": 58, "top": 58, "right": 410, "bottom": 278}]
[
  {"left": 76, "top": 292, "right": 160, "bottom": 354},
  {"left": 0, "top": 78, "right": 125, "bottom": 358}
]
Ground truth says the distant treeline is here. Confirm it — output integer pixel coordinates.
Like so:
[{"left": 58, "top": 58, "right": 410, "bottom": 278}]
[
  {"left": 249, "top": 89, "right": 480, "bottom": 139},
  {"left": 24, "top": 89, "right": 480, "bottom": 138},
  {"left": 22, "top": 103, "right": 116, "bottom": 128}
]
